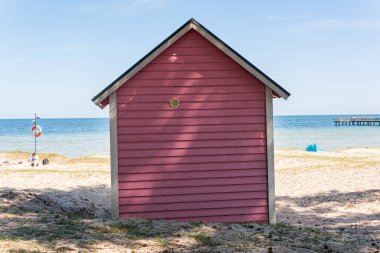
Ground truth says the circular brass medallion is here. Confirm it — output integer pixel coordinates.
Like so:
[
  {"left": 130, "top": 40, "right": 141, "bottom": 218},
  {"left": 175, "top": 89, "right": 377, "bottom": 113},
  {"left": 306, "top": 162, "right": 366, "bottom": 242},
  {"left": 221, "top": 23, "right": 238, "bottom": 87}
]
[{"left": 169, "top": 98, "right": 180, "bottom": 108}]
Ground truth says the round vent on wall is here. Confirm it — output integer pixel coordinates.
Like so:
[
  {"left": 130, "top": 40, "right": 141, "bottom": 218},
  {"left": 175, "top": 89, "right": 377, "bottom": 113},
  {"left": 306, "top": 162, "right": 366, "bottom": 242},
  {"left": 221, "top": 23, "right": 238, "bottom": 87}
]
[{"left": 169, "top": 98, "right": 180, "bottom": 109}]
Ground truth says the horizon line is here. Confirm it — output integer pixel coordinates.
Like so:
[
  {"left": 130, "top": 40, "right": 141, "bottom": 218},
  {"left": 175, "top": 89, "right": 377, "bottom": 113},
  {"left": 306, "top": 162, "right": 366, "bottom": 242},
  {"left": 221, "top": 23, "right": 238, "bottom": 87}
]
[{"left": 1, "top": 113, "right": 380, "bottom": 120}]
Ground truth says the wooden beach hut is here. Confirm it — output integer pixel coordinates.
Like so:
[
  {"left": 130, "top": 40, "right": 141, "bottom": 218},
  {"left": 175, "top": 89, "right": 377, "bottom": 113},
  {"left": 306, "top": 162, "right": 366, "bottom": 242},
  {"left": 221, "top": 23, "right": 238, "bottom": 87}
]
[{"left": 92, "top": 18, "right": 290, "bottom": 223}]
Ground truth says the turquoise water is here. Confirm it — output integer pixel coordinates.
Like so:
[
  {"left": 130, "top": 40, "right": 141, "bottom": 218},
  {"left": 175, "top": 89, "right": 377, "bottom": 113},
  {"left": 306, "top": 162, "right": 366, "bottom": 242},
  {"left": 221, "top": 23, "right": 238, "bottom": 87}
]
[
  {"left": 0, "top": 118, "right": 109, "bottom": 157},
  {"left": 274, "top": 115, "right": 380, "bottom": 150},
  {"left": 0, "top": 115, "right": 379, "bottom": 157}
]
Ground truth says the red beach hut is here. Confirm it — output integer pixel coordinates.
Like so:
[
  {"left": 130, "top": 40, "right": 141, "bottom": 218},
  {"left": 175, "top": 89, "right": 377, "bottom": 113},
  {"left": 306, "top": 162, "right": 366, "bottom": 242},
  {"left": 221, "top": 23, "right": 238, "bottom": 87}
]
[{"left": 92, "top": 19, "right": 290, "bottom": 223}]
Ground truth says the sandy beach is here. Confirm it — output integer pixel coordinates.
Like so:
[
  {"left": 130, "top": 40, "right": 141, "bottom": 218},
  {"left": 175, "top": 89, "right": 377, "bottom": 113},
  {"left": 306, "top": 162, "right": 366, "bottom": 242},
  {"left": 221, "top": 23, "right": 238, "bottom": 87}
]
[{"left": 0, "top": 149, "right": 379, "bottom": 252}]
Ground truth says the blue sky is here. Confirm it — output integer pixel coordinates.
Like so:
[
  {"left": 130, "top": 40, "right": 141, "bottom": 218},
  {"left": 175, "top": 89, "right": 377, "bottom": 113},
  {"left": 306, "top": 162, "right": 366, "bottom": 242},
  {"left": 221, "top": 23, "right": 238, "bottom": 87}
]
[{"left": 1, "top": 0, "right": 379, "bottom": 118}]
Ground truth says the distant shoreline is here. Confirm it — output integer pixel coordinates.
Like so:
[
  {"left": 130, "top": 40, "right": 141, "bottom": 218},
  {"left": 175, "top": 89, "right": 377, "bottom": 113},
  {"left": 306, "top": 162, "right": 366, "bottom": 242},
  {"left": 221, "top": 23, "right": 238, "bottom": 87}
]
[
  {"left": 1, "top": 116, "right": 379, "bottom": 156},
  {"left": 1, "top": 113, "right": 380, "bottom": 120},
  {"left": 1, "top": 147, "right": 380, "bottom": 160}
]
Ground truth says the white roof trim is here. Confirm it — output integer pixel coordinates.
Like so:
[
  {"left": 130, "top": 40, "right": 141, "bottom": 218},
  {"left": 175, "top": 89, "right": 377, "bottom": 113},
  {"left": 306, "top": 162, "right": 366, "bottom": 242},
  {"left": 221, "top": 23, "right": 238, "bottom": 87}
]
[{"left": 93, "top": 19, "right": 290, "bottom": 106}]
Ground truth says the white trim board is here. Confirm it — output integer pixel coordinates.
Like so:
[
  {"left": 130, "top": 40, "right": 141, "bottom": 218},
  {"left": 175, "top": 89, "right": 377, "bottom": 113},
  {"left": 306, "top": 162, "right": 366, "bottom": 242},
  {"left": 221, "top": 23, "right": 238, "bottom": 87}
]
[
  {"left": 109, "top": 92, "right": 119, "bottom": 219},
  {"left": 266, "top": 87, "right": 276, "bottom": 224}
]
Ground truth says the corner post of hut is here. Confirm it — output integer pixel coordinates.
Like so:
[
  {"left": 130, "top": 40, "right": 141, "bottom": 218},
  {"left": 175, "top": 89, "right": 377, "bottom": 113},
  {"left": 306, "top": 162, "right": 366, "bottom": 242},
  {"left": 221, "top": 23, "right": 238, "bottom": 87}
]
[
  {"left": 109, "top": 92, "right": 120, "bottom": 218},
  {"left": 265, "top": 87, "right": 276, "bottom": 224}
]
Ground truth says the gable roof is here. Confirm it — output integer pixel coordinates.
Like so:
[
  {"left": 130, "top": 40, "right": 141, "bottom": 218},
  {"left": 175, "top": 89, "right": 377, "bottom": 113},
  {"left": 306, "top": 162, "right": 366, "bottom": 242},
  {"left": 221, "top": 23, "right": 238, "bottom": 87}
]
[{"left": 92, "top": 18, "right": 291, "bottom": 107}]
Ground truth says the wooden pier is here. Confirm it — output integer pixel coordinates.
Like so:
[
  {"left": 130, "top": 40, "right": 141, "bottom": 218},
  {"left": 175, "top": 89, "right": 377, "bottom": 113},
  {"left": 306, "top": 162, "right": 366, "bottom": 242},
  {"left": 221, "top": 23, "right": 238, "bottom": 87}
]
[{"left": 334, "top": 117, "right": 380, "bottom": 126}]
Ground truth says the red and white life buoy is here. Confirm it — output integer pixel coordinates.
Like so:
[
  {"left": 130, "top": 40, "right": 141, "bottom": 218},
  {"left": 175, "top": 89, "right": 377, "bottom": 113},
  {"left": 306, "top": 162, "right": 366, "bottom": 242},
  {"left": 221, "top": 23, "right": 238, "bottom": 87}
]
[{"left": 32, "top": 125, "right": 42, "bottom": 137}]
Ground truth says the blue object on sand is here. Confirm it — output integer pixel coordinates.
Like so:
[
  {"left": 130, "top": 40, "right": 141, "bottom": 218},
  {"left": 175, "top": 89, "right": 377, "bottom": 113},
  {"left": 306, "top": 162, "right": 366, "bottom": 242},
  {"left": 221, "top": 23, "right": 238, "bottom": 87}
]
[{"left": 306, "top": 143, "right": 324, "bottom": 152}]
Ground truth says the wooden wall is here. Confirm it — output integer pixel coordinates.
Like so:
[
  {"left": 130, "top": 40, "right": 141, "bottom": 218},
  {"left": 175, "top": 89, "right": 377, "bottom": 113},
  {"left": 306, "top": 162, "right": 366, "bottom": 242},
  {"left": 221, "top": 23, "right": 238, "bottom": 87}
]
[{"left": 115, "top": 30, "right": 269, "bottom": 222}]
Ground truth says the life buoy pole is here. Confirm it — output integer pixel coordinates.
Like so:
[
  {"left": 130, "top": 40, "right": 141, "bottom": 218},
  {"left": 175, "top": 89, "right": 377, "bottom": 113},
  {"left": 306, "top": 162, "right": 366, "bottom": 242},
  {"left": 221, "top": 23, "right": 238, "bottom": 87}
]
[{"left": 32, "top": 114, "right": 42, "bottom": 154}]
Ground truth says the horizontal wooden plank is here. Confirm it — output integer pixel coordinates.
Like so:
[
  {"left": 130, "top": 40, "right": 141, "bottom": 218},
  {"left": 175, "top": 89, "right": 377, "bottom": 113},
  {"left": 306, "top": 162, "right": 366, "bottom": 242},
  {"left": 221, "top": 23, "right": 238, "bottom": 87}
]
[
  {"left": 117, "top": 131, "right": 265, "bottom": 142},
  {"left": 117, "top": 101, "right": 265, "bottom": 111},
  {"left": 119, "top": 206, "right": 268, "bottom": 220},
  {"left": 119, "top": 160, "right": 267, "bottom": 174},
  {"left": 160, "top": 46, "right": 222, "bottom": 56},
  {"left": 117, "top": 93, "right": 265, "bottom": 104},
  {"left": 177, "top": 30, "right": 208, "bottom": 40},
  {"left": 118, "top": 139, "right": 266, "bottom": 150},
  {"left": 171, "top": 37, "right": 213, "bottom": 48},
  {"left": 119, "top": 183, "right": 268, "bottom": 197},
  {"left": 117, "top": 124, "right": 266, "bottom": 134},
  {"left": 152, "top": 54, "right": 230, "bottom": 64},
  {"left": 119, "top": 191, "right": 268, "bottom": 205},
  {"left": 170, "top": 214, "right": 268, "bottom": 223},
  {"left": 117, "top": 108, "right": 265, "bottom": 119},
  {"left": 118, "top": 146, "right": 266, "bottom": 158},
  {"left": 117, "top": 85, "right": 264, "bottom": 95},
  {"left": 118, "top": 153, "right": 267, "bottom": 166},
  {"left": 171, "top": 39, "right": 211, "bottom": 48},
  {"left": 134, "top": 70, "right": 251, "bottom": 80},
  {"left": 120, "top": 198, "right": 268, "bottom": 213},
  {"left": 125, "top": 77, "right": 262, "bottom": 87},
  {"left": 118, "top": 168, "right": 267, "bottom": 182},
  {"left": 118, "top": 176, "right": 267, "bottom": 189},
  {"left": 142, "top": 62, "right": 241, "bottom": 72},
  {"left": 117, "top": 115, "right": 265, "bottom": 126}
]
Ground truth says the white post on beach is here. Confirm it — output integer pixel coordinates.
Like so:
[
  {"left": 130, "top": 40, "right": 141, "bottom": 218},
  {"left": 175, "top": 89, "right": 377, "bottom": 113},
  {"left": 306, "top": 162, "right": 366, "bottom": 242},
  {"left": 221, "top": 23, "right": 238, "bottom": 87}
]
[
  {"left": 34, "top": 113, "right": 37, "bottom": 154},
  {"left": 32, "top": 113, "right": 41, "bottom": 154}
]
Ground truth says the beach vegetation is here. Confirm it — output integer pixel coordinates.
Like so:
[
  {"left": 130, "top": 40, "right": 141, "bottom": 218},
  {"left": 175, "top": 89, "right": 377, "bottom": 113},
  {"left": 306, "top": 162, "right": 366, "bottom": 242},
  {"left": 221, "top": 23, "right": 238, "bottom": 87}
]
[
  {"left": 0, "top": 151, "right": 109, "bottom": 166},
  {"left": 1, "top": 151, "right": 65, "bottom": 161},
  {"left": 272, "top": 221, "right": 287, "bottom": 241},
  {"left": 7, "top": 250, "right": 44, "bottom": 253},
  {"left": 0, "top": 168, "right": 109, "bottom": 174},
  {"left": 190, "top": 221, "right": 203, "bottom": 227},
  {"left": 101, "top": 223, "right": 156, "bottom": 239},
  {"left": 157, "top": 238, "right": 174, "bottom": 248},
  {"left": 0, "top": 211, "right": 362, "bottom": 252},
  {"left": 192, "top": 232, "right": 221, "bottom": 247}
]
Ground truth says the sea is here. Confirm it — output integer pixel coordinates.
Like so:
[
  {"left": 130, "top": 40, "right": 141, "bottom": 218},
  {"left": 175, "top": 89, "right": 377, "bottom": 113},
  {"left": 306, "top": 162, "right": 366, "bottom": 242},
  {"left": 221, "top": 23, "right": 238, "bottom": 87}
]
[{"left": 0, "top": 115, "right": 379, "bottom": 157}]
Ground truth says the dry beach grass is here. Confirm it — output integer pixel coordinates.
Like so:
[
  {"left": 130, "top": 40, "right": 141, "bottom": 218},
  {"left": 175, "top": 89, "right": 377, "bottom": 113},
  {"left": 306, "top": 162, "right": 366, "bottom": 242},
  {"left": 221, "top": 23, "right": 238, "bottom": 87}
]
[{"left": 0, "top": 149, "right": 379, "bottom": 252}]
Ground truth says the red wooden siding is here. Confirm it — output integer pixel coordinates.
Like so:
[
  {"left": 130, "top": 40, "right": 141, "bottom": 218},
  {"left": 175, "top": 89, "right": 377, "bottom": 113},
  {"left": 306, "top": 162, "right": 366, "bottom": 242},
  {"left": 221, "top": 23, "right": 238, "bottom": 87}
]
[{"left": 116, "top": 30, "right": 268, "bottom": 223}]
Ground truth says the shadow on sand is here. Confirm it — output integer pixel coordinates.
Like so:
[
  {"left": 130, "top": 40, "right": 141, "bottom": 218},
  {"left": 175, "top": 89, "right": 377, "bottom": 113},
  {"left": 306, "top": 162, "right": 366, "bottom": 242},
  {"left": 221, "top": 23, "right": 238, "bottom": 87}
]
[{"left": 0, "top": 187, "right": 378, "bottom": 252}]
